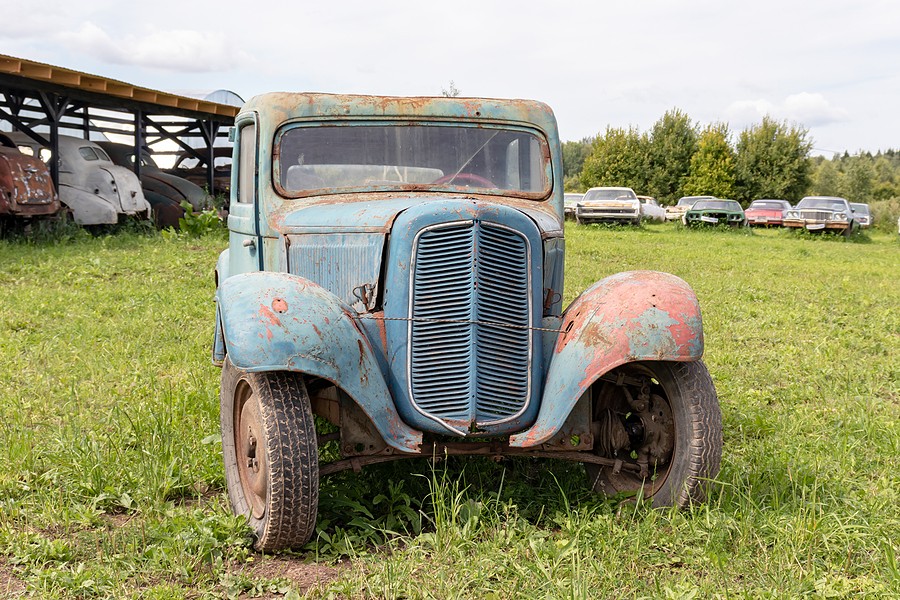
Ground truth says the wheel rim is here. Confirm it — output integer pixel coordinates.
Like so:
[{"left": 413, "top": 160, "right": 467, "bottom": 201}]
[{"left": 234, "top": 380, "right": 268, "bottom": 519}]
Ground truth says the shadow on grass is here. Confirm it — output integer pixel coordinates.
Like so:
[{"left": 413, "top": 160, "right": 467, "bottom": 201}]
[{"left": 308, "top": 455, "right": 596, "bottom": 557}]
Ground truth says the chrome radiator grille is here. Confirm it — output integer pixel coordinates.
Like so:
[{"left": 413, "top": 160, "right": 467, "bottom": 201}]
[
  {"left": 799, "top": 210, "right": 831, "bottom": 220},
  {"left": 408, "top": 221, "right": 532, "bottom": 428}
]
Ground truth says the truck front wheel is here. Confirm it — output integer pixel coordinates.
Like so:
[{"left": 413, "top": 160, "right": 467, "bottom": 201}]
[
  {"left": 585, "top": 360, "right": 722, "bottom": 508},
  {"left": 220, "top": 358, "right": 319, "bottom": 551}
]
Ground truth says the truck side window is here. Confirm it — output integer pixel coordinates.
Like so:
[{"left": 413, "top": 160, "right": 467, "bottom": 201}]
[{"left": 236, "top": 123, "right": 256, "bottom": 204}]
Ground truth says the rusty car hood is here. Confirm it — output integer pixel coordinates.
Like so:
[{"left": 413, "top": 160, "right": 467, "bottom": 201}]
[{"left": 268, "top": 194, "right": 563, "bottom": 237}]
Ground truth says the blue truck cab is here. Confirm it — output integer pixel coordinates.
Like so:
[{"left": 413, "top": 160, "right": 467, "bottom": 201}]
[{"left": 213, "top": 93, "right": 722, "bottom": 551}]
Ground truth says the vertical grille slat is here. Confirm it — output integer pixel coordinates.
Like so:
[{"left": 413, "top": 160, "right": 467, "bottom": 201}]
[{"left": 409, "top": 220, "right": 532, "bottom": 430}]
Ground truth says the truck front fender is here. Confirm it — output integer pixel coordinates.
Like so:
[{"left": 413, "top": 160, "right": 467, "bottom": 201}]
[
  {"left": 216, "top": 271, "right": 422, "bottom": 453},
  {"left": 510, "top": 270, "right": 703, "bottom": 447}
]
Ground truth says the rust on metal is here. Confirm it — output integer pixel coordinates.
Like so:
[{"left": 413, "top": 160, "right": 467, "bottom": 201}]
[
  {"left": 318, "top": 442, "right": 643, "bottom": 477},
  {"left": 272, "top": 297, "right": 288, "bottom": 313}
]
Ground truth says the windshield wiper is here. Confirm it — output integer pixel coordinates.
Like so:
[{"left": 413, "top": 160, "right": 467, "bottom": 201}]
[{"left": 444, "top": 131, "right": 499, "bottom": 185}]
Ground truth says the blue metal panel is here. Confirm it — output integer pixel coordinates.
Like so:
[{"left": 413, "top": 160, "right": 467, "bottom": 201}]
[
  {"left": 383, "top": 199, "right": 544, "bottom": 436},
  {"left": 541, "top": 237, "right": 565, "bottom": 317},
  {"left": 286, "top": 232, "right": 384, "bottom": 310},
  {"left": 216, "top": 271, "right": 422, "bottom": 453},
  {"left": 273, "top": 197, "right": 435, "bottom": 232}
]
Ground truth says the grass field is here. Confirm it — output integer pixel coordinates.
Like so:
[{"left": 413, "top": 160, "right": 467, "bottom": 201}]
[{"left": 1, "top": 223, "right": 898, "bottom": 599}]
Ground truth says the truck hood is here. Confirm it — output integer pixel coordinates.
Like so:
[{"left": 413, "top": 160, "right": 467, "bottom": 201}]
[{"left": 268, "top": 194, "right": 562, "bottom": 237}]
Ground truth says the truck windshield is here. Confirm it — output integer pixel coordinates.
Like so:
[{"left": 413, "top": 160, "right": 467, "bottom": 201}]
[{"left": 276, "top": 123, "right": 550, "bottom": 198}]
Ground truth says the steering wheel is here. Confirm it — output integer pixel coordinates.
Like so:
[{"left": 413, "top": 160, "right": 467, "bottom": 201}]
[{"left": 432, "top": 172, "right": 495, "bottom": 188}]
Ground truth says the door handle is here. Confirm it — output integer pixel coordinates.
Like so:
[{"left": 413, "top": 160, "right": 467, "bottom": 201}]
[{"left": 242, "top": 238, "right": 255, "bottom": 248}]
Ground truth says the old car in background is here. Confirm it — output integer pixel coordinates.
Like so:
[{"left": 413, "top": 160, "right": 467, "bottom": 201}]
[
  {"left": 8, "top": 133, "right": 150, "bottom": 225},
  {"left": 0, "top": 132, "right": 61, "bottom": 230},
  {"left": 563, "top": 192, "right": 583, "bottom": 219},
  {"left": 164, "top": 146, "right": 232, "bottom": 199},
  {"left": 684, "top": 198, "right": 746, "bottom": 227},
  {"left": 666, "top": 195, "right": 714, "bottom": 221},
  {"left": 575, "top": 186, "right": 641, "bottom": 224},
  {"left": 98, "top": 141, "right": 211, "bottom": 228},
  {"left": 744, "top": 199, "right": 791, "bottom": 227},
  {"left": 783, "top": 196, "right": 859, "bottom": 236},
  {"left": 638, "top": 195, "right": 666, "bottom": 222},
  {"left": 212, "top": 92, "right": 722, "bottom": 551},
  {"left": 849, "top": 202, "right": 872, "bottom": 229}
]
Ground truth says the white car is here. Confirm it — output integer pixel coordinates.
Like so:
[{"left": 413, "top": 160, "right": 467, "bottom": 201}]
[
  {"left": 849, "top": 202, "right": 872, "bottom": 229},
  {"left": 7, "top": 133, "right": 151, "bottom": 225},
  {"left": 638, "top": 195, "right": 666, "bottom": 222},
  {"left": 666, "top": 195, "right": 714, "bottom": 222},
  {"left": 575, "top": 186, "right": 641, "bottom": 224},
  {"left": 564, "top": 193, "right": 583, "bottom": 220}
]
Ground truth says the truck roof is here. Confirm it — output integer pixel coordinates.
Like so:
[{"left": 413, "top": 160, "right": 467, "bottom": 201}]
[{"left": 241, "top": 92, "right": 559, "bottom": 138}]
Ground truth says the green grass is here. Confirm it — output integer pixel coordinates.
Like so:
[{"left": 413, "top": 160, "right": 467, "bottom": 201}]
[{"left": 1, "top": 223, "right": 897, "bottom": 598}]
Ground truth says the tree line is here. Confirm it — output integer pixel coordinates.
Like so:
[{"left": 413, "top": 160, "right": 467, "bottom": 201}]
[{"left": 563, "top": 109, "right": 900, "bottom": 207}]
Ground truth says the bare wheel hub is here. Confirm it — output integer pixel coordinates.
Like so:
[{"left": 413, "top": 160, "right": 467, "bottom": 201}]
[{"left": 593, "top": 375, "right": 675, "bottom": 479}]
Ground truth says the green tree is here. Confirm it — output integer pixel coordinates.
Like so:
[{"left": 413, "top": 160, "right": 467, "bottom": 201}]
[
  {"left": 579, "top": 126, "right": 649, "bottom": 192},
  {"left": 647, "top": 108, "right": 698, "bottom": 204},
  {"left": 812, "top": 159, "right": 842, "bottom": 196},
  {"left": 562, "top": 137, "right": 594, "bottom": 182},
  {"left": 872, "top": 156, "right": 899, "bottom": 200},
  {"left": 441, "top": 81, "right": 460, "bottom": 97},
  {"left": 682, "top": 123, "right": 736, "bottom": 199},
  {"left": 839, "top": 155, "right": 875, "bottom": 203},
  {"left": 734, "top": 116, "right": 812, "bottom": 203}
]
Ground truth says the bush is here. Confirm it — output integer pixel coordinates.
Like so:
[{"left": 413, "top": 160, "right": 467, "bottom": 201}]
[
  {"left": 868, "top": 197, "right": 900, "bottom": 233},
  {"left": 174, "top": 201, "right": 225, "bottom": 237}
]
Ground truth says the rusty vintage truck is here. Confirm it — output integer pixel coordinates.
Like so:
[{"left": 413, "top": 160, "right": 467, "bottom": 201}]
[{"left": 212, "top": 93, "right": 722, "bottom": 551}]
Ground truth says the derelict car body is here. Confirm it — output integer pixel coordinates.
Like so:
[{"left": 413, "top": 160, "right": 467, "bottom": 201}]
[
  {"left": 0, "top": 132, "right": 60, "bottom": 223},
  {"left": 7, "top": 133, "right": 150, "bottom": 225},
  {"left": 212, "top": 93, "right": 721, "bottom": 551}
]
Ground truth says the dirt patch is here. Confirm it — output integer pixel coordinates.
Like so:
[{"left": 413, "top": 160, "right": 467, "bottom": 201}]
[
  {"left": 0, "top": 557, "right": 27, "bottom": 598},
  {"left": 102, "top": 512, "right": 136, "bottom": 529},
  {"left": 236, "top": 556, "right": 343, "bottom": 596}
]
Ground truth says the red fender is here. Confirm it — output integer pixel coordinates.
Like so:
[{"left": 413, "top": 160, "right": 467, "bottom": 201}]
[{"left": 509, "top": 270, "right": 704, "bottom": 447}]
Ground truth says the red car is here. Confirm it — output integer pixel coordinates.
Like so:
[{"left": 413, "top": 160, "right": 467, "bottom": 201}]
[
  {"left": 0, "top": 132, "right": 61, "bottom": 229},
  {"left": 744, "top": 199, "right": 791, "bottom": 227}
]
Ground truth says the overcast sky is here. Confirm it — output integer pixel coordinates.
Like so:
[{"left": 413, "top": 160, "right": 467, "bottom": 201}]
[{"left": 2, "top": 0, "right": 898, "bottom": 156}]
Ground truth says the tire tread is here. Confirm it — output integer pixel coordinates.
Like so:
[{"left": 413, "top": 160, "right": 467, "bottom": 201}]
[{"left": 220, "top": 359, "right": 319, "bottom": 552}]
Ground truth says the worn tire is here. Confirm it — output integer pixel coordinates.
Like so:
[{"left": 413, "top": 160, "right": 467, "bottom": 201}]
[
  {"left": 586, "top": 360, "right": 722, "bottom": 508},
  {"left": 220, "top": 358, "right": 319, "bottom": 552}
]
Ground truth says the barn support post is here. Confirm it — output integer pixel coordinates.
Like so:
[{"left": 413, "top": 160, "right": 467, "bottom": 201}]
[
  {"left": 133, "top": 109, "right": 144, "bottom": 179},
  {"left": 37, "top": 91, "right": 71, "bottom": 191}
]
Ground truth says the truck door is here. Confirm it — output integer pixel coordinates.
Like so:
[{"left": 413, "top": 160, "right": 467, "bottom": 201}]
[{"left": 228, "top": 117, "right": 261, "bottom": 274}]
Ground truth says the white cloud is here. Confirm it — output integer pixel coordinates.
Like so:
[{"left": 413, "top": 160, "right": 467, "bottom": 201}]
[
  {"left": 56, "top": 22, "right": 252, "bottom": 73},
  {"left": 781, "top": 93, "right": 850, "bottom": 126},
  {"left": 725, "top": 93, "right": 848, "bottom": 129}
]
